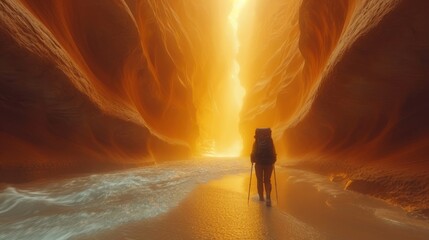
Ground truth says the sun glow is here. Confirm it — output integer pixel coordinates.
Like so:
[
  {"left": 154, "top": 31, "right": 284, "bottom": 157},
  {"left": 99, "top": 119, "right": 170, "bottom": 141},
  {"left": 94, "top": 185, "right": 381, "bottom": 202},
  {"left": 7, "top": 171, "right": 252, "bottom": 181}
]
[
  {"left": 229, "top": 0, "right": 247, "bottom": 109},
  {"left": 226, "top": 0, "right": 246, "bottom": 156},
  {"left": 196, "top": 0, "right": 247, "bottom": 157}
]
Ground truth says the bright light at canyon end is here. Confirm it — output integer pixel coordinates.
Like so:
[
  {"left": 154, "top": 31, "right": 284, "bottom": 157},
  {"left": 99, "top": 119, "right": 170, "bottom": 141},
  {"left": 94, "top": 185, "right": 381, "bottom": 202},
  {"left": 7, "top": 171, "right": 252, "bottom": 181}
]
[
  {"left": 219, "top": 0, "right": 246, "bottom": 157},
  {"left": 229, "top": 0, "right": 247, "bottom": 113},
  {"left": 197, "top": 0, "right": 247, "bottom": 157}
]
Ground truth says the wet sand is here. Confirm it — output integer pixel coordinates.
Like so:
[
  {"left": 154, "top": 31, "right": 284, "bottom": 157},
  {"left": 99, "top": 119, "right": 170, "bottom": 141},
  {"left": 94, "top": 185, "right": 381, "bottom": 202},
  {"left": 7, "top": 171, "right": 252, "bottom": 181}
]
[{"left": 84, "top": 167, "right": 429, "bottom": 240}]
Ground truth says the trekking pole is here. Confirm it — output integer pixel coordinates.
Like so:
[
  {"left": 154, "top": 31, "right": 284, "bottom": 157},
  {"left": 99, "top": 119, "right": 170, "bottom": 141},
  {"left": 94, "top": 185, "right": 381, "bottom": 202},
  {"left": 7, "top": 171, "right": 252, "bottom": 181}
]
[
  {"left": 247, "top": 162, "right": 254, "bottom": 205},
  {"left": 273, "top": 165, "right": 279, "bottom": 204}
]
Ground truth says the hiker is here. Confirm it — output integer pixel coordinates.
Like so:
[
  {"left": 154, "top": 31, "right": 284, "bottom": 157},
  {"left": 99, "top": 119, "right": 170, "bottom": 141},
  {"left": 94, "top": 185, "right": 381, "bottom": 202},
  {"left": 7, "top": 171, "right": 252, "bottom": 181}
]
[{"left": 250, "top": 128, "right": 277, "bottom": 206}]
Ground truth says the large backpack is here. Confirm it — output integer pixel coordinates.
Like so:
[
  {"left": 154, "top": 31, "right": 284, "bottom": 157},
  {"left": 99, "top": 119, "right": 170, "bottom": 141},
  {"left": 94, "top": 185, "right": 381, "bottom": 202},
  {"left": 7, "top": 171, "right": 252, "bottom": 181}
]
[{"left": 251, "top": 128, "right": 276, "bottom": 164}]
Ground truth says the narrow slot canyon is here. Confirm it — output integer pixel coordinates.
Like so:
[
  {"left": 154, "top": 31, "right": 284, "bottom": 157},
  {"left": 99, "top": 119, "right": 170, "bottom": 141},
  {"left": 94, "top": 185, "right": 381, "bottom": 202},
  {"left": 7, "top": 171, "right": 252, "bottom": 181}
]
[{"left": 1, "top": 0, "right": 429, "bottom": 239}]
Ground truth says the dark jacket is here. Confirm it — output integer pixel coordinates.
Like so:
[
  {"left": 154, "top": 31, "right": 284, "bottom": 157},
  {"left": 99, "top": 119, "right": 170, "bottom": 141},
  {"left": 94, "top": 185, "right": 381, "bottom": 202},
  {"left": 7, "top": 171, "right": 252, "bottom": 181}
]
[{"left": 251, "top": 128, "right": 276, "bottom": 165}]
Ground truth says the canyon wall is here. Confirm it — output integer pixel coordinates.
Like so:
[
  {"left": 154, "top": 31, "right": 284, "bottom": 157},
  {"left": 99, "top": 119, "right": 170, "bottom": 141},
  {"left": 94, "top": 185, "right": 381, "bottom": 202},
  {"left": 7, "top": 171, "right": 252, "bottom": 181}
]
[
  {"left": 239, "top": 0, "right": 429, "bottom": 214},
  {"left": 0, "top": 0, "right": 236, "bottom": 181}
]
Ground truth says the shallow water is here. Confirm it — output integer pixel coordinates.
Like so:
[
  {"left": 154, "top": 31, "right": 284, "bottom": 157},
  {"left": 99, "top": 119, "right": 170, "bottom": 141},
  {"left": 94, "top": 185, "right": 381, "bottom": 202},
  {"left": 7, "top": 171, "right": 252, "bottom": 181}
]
[
  {"left": 0, "top": 158, "right": 248, "bottom": 240},
  {"left": 1, "top": 158, "right": 429, "bottom": 240}
]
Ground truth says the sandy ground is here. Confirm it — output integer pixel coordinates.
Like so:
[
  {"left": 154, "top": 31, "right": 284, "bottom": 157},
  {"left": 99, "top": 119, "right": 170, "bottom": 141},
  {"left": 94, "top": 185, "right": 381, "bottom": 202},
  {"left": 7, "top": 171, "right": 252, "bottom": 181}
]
[{"left": 83, "top": 167, "right": 429, "bottom": 240}]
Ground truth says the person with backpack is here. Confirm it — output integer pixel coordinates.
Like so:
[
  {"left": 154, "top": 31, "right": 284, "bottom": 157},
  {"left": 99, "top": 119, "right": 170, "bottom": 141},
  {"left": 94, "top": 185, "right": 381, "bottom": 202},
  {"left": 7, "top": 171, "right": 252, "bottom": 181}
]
[{"left": 250, "top": 128, "right": 277, "bottom": 206}]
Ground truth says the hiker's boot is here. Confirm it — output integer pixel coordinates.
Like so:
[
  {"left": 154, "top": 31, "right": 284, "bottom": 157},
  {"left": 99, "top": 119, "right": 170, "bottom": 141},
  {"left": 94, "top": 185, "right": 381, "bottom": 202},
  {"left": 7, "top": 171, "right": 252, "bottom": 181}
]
[{"left": 266, "top": 198, "right": 272, "bottom": 207}]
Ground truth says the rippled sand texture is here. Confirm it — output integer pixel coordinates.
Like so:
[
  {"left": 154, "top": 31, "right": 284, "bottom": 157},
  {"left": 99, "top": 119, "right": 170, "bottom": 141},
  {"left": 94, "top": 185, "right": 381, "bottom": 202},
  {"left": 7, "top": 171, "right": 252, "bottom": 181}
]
[
  {"left": 239, "top": 0, "right": 429, "bottom": 213},
  {"left": 3, "top": 160, "right": 428, "bottom": 239}
]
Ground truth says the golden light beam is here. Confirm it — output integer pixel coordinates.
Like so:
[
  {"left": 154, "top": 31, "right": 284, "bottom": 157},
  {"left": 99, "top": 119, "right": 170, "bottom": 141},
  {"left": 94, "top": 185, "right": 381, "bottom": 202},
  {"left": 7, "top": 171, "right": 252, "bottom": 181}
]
[{"left": 222, "top": 0, "right": 246, "bottom": 156}]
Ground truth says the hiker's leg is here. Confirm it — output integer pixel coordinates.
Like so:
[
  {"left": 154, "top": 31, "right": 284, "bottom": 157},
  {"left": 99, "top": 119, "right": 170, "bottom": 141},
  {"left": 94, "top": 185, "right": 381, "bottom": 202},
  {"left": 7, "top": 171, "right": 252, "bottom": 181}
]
[
  {"left": 255, "top": 164, "right": 264, "bottom": 200},
  {"left": 263, "top": 165, "right": 274, "bottom": 200}
]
